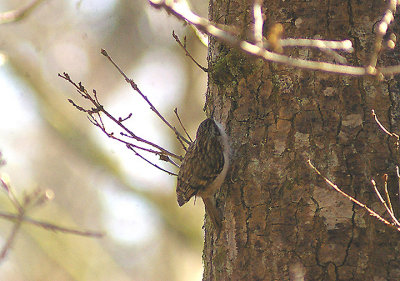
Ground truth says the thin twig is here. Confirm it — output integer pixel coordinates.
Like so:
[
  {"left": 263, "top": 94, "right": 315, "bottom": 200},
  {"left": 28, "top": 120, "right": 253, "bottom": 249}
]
[
  {"left": 371, "top": 179, "right": 400, "bottom": 226},
  {"left": 281, "top": 39, "right": 351, "bottom": 64},
  {"left": 174, "top": 108, "right": 193, "bottom": 143},
  {"left": 397, "top": 166, "right": 400, "bottom": 203},
  {"left": 372, "top": 109, "right": 399, "bottom": 137},
  {"left": 150, "top": 0, "right": 400, "bottom": 77},
  {"left": 172, "top": 31, "right": 208, "bottom": 72},
  {"left": 127, "top": 144, "right": 178, "bottom": 175},
  {"left": 0, "top": 211, "right": 104, "bottom": 237},
  {"left": 0, "top": 211, "right": 24, "bottom": 263},
  {"left": 308, "top": 160, "right": 400, "bottom": 232},
  {"left": 60, "top": 72, "right": 183, "bottom": 162},
  {"left": 0, "top": 167, "right": 103, "bottom": 263},
  {"left": 62, "top": 72, "right": 185, "bottom": 176},
  {"left": 372, "top": 109, "right": 400, "bottom": 146},
  {"left": 150, "top": 0, "right": 364, "bottom": 75},
  {"left": 88, "top": 102, "right": 181, "bottom": 171},
  {"left": 383, "top": 174, "right": 395, "bottom": 217},
  {"left": 100, "top": 49, "right": 191, "bottom": 146},
  {"left": 87, "top": 104, "right": 180, "bottom": 168},
  {"left": 0, "top": 178, "right": 23, "bottom": 212}
]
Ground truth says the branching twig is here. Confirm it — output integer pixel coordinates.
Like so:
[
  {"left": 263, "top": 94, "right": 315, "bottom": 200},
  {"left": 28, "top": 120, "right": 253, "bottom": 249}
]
[
  {"left": 368, "top": 0, "right": 397, "bottom": 71},
  {"left": 308, "top": 110, "right": 400, "bottom": 233},
  {"left": 172, "top": 31, "right": 208, "bottom": 72},
  {"left": 0, "top": 211, "right": 23, "bottom": 261},
  {"left": 371, "top": 177, "right": 400, "bottom": 226},
  {"left": 149, "top": 0, "right": 364, "bottom": 75},
  {"left": 0, "top": 177, "right": 22, "bottom": 212},
  {"left": 308, "top": 160, "right": 400, "bottom": 232},
  {"left": 0, "top": 175, "right": 103, "bottom": 263},
  {"left": 150, "top": 0, "right": 400, "bottom": 77},
  {"left": 60, "top": 72, "right": 183, "bottom": 175},
  {"left": 100, "top": 49, "right": 191, "bottom": 146}
]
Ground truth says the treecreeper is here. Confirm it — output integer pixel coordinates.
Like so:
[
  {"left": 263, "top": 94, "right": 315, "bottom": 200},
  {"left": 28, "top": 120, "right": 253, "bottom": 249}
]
[{"left": 176, "top": 118, "right": 230, "bottom": 232}]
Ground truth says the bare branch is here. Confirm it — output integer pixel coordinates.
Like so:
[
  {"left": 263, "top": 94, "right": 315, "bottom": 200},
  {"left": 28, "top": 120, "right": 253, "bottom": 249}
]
[
  {"left": 368, "top": 0, "right": 397, "bottom": 71},
  {"left": 0, "top": 177, "right": 103, "bottom": 263},
  {"left": 100, "top": 49, "right": 191, "bottom": 146},
  {"left": 119, "top": 113, "right": 133, "bottom": 122},
  {"left": 149, "top": 0, "right": 400, "bottom": 77},
  {"left": 0, "top": 211, "right": 23, "bottom": 263},
  {"left": 372, "top": 109, "right": 400, "bottom": 149},
  {"left": 397, "top": 166, "right": 400, "bottom": 203},
  {"left": 59, "top": 72, "right": 183, "bottom": 163},
  {"left": 149, "top": 0, "right": 365, "bottom": 75},
  {"left": 92, "top": 116, "right": 179, "bottom": 170},
  {"left": 0, "top": 177, "right": 23, "bottom": 212},
  {"left": 0, "top": 0, "right": 45, "bottom": 24},
  {"left": 174, "top": 108, "right": 193, "bottom": 143},
  {"left": 253, "top": 0, "right": 264, "bottom": 47},
  {"left": 308, "top": 160, "right": 400, "bottom": 232},
  {"left": 0, "top": 211, "right": 104, "bottom": 237},
  {"left": 172, "top": 31, "right": 208, "bottom": 72},
  {"left": 126, "top": 144, "right": 178, "bottom": 175},
  {"left": 280, "top": 38, "right": 353, "bottom": 52},
  {"left": 383, "top": 174, "right": 395, "bottom": 218},
  {"left": 371, "top": 178, "right": 400, "bottom": 226}
]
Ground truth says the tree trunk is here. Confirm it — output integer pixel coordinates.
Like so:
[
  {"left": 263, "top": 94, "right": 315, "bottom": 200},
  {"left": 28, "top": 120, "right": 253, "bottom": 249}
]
[{"left": 203, "top": 0, "right": 400, "bottom": 280}]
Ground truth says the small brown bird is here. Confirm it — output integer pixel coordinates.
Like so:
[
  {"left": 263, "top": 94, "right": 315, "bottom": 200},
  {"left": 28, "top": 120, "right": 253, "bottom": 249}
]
[{"left": 176, "top": 118, "right": 230, "bottom": 232}]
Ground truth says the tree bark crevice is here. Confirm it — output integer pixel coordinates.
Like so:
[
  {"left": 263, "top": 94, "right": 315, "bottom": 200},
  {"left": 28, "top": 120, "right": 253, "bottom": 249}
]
[{"left": 203, "top": 0, "right": 400, "bottom": 280}]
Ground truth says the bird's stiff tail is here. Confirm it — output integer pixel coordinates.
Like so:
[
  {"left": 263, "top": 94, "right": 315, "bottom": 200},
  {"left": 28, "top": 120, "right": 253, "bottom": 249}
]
[{"left": 203, "top": 197, "right": 222, "bottom": 233}]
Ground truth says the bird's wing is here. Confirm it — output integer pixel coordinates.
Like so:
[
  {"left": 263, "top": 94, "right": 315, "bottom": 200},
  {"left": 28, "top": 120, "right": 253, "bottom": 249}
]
[{"left": 176, "top": 138, "right": 224, "bottom": 206}]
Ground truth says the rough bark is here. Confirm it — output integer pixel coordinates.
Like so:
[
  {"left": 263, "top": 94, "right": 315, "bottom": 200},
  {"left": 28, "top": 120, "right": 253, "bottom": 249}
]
[{"left": 203, "top": 0, "right": 400, "bottom": 280}]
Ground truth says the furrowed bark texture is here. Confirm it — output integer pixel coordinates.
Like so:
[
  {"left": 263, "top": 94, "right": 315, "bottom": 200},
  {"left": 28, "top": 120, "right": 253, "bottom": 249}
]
[{"left": 203, "top": 0, "right": 400, "bottom": 280}]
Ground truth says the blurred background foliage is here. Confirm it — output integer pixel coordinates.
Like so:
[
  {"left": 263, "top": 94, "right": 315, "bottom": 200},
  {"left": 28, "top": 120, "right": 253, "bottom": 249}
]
[{"left": 0, "top": 0, "right": 209, "bottom": 280}]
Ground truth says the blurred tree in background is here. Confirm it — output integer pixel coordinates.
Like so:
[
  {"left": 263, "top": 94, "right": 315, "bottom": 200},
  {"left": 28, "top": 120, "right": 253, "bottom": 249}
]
[{"left": 0, "top": 0, "right": 208, "bottom": 280}]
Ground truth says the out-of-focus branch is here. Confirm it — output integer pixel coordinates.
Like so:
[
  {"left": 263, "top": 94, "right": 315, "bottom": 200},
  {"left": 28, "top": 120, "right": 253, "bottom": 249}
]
[
  {"left": 367, "top": 0, "right": 397, "bottom": 71},
  {"left": 0, "top": 0, "right": 46, "bottom": 24},
  {"left": 0, "top": 211, "right": 104, "bottom": 237},
  {"left": 149, "top": 0, "right": 400, "bottom": 77},
  {"left": 0, "top": 174, "right": 103, "bottom": 263},
  {"left": 253, "top": 0, "right": 264, "bottom": 47},
  {"left": 0, "top": 209, "right": 23, "bottom": 262},
  {"left": 279, "top": 38, "right": 353, "bottom": 52}
]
